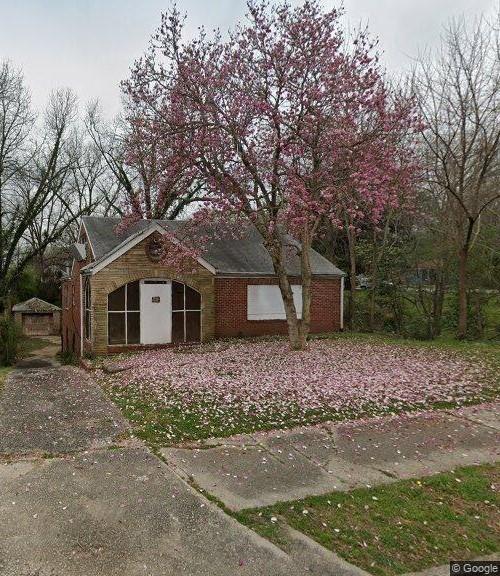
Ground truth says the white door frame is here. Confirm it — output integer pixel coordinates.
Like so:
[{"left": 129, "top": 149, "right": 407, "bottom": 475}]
[{"left": 140, "top": 279, "right": 172, "bottom": 344}]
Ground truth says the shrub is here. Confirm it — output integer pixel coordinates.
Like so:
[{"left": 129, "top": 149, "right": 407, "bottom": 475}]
[
  {"left": 59, "top": 349, "right": 78, "bottom": 365},
  {"left": 0, "top": 316, "right": 21, "bottom": 366}
]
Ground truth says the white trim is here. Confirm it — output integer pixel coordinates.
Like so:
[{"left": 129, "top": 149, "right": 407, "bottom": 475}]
[
  {"left": 340, "top": 276, "right": 344, "bottom": 330},
  {"left": 106, "top": 279, "right": 203, "bottom": 346},
  {"left": 79, "top": 274, "right": 84, "bottom": 356},
  {"left": 80, "top": 219, "right": 96, "bottom": 259},
  {"left": 82, "top": 223, "right": 216, "bottom": 276},
  {"left": 69, "top": 220, "right": 93, "bottom": 277}
]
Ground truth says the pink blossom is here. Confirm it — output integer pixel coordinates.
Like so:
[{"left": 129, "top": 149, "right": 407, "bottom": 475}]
[{"left": 99, "top": 339, "right": 495, "bottom": 441}]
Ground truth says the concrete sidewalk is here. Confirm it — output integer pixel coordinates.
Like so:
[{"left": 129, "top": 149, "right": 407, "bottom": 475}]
[
  {"left": 0, "top": 365, "right": 312, "bottom": 576},
  {"left": 162, "top": 402, "right": 500, "bottom": 510}
]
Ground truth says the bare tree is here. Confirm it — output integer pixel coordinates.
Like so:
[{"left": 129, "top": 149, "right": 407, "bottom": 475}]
[
  {"left": 0, "top": 62, "right": 109, "bottom": 308},
  {"left": 86, "top": 102, "right": 202, "bottom": 220},
  {"left": 415, "top": 14, "right": 500, "bottom": 338}
]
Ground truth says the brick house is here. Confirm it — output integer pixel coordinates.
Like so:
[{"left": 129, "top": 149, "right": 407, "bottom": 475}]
[{"left": 61, "top": 216, "right": 344, "bottom": 357}]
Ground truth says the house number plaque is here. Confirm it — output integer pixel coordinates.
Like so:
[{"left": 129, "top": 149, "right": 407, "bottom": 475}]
[{"left": 152, "top": 296, "right": 160, "bottom": 303}]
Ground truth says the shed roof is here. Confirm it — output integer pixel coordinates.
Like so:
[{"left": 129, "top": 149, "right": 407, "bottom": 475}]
[
  {"left": 12, "top": 297, "right": 61, "bottom": 313},
  {"left": 81, "top": 216, "right": 344, "bottom": 277}
]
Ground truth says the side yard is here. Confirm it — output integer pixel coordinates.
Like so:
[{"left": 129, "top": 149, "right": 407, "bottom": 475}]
[{"left": 95, "top": 333, "right": 499, "bottom": 446}]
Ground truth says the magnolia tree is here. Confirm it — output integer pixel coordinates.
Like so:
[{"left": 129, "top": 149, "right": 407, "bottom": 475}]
[{"left": 123, "top": 1, "right": 421, "bottom": 350}]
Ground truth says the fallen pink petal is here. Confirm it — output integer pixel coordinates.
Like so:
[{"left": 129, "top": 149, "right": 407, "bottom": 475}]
[{"left": 98, "top": 338, "right": 497, "bottom": 442}]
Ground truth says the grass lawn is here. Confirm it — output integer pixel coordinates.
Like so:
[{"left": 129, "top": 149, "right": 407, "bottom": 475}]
[
  {"left": 236, "top": 464, "right": 500, "bottom": 576},
  {"left": 97, "top": 333, "right": 499, "bottom": 446},
  {"left": 0, "top": 367, "right": 12, "bottom": 389}
]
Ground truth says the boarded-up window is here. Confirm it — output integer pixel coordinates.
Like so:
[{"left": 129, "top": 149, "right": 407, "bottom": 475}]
[{"left": 247, "top": 285, "right": 302, "bottom": 320}]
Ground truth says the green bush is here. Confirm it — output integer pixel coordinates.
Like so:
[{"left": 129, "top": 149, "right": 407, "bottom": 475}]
[
  {"left": 0, "top": 316, "right": 21, "bottom": 366},
  {"left": 444, "top": 290, "right": 495, "bottom": 340},
  {"left": 59, "top": 349, "right": 78, "bottom": 366}
]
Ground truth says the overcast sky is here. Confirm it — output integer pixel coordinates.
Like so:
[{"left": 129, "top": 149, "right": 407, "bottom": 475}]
[{"left": 0, "top": 0, "right": 496, "bottom": 116}]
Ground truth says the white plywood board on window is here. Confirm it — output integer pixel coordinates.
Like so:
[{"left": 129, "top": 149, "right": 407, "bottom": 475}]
[{"left": 247, "top": 285, "right": 302, "bottom": 320}]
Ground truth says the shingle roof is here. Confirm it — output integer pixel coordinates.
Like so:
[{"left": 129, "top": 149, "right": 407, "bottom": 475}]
[
  {"left": 12, "top": 297, "right": 61, "bottom": 313},
  {"left": 81, "top": 216, "right": 344, "bottom": 277}
]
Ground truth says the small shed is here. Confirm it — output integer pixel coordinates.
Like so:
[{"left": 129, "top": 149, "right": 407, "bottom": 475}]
[{"left": 12, "top": 298, "right": 61, "bottom": 336}]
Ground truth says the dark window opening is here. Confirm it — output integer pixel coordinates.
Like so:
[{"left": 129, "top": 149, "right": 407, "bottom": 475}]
[
  {"left": 108, "top": 313, "right": 125, "bottom": 344},
  {"left": 127, "top": 312, "right": 140, "bottom": 344},
  {"left": 171, "top": 281, "right": 201, "bottom": 343},
  {"left": 84, "top": 278, "right": 92, "bottom": 340},
  {"left": 108, "top": 285, "right": 125, "bottom": 311},
  {"left": 172, "top": 281, "right": 185, "bottom": 311},
  {"left": 107, "top": 281, "right": 141, "bottom": 345},
  {"left": 172, "top": 311, "right": 185, "bottom": 343}
]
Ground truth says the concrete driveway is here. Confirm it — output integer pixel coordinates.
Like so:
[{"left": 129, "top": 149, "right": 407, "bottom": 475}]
[{"left": 0, "top": 362, "right": 307, "bottom": 576}]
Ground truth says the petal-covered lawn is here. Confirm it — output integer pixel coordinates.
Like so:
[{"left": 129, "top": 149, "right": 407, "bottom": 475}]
[{"left": 98, "top": 338, "right": 498, "bottom": 444}]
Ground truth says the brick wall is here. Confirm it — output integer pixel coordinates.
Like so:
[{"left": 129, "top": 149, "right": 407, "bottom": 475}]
[
  {"left": 90, "top": 234, "right": 215, "bottom": 355},
  {"left": 215, "top": 277, "right": 341, "bottom": 338},
  {"left": 61, "top": 227, "right": 92, "bottom": 356},
  {"left": 61, "top": 260, "right": 84, "bottom": 355},
  {"left": 61, "top": 226, "right": 342, "bottom": 355}
]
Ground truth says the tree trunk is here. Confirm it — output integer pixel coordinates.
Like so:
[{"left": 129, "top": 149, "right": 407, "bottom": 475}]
[
  {"left": 299, "top": 230, "right": 313, "bottom": 348},
  {"left": 457, "top": 246, "right": 469, "bottom": 339},
  {"left": 345, "top": 225, "right": 356, "bottom": 331},
  {"left": 270, "top": 244, "right": 303, "bottom": 350},
  {"left": 278, "top": 273, "right": 303, "bottom": 350},
  {"left": 368, "top": 230, "right": 377, "bottom": 332}
]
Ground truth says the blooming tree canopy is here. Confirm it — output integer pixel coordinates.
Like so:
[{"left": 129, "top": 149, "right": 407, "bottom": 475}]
[{"left": 122, "top": 0, "right": 421, "bottom": 349}]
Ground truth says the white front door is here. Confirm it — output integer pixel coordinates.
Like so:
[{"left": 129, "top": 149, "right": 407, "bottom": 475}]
[{"left": 140, "top": 281, "right": 172, "bottom": 344}]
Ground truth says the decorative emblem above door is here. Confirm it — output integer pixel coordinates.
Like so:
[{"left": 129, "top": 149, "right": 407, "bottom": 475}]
[{"left": 145, "top": 234, "right": 164, "bottom": 263}]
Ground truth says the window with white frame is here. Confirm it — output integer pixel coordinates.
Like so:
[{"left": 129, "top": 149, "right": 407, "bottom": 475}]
[
  {"left": 247, "top": 285, "right": 302, "bottom": 320},
  {"left": 107, "top": 281, "right": 140, "bottom": 345},
  {"left": 171, "top": 281, "right": 202, "bottom": 343}
]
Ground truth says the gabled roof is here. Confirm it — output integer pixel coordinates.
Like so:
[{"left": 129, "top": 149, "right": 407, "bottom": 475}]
[
  {"left": 71, "top": 243, "right": 86, "bottom": 262},
  {"left": 81, "top": 221, "right": 216, "bottom": 275},
  {"left": 12, "top": 297, "right": 61, "bottom": 313},
  {"left": 81, "top": 216, "right": 345, "bottom": 277}
]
